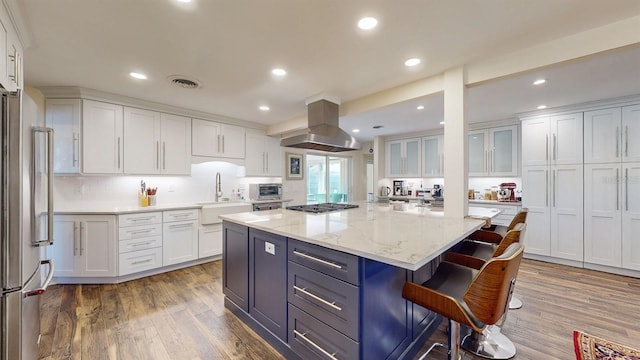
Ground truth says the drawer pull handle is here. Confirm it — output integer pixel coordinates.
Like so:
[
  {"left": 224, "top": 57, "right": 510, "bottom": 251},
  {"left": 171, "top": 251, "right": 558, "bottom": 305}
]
[
  {"left": 132, "top": 259, "right": 153, "bottom": 265},
  {"left": 170, "top": 213, "right": 192, "bottom": 218},
  {"left": 293, "top": 285, "right": 342, "bottom": 311},
  {"left": 131, "top": 241, "right": 153, "bottom": 247},
  {"left": 293, "top": 330, "right": 338, "bottom": 360},
  {"left": 169, "top": 223, "right": 193, "bottom": 229},
  {"left": 130, "top": 216, "right": 154, "bottom": 222},
  {"left": 292, "top": 250, "right": 343, "bottom": 269},
  {"left": 129, "top": 229, "right": 153, "bottom": 235}
]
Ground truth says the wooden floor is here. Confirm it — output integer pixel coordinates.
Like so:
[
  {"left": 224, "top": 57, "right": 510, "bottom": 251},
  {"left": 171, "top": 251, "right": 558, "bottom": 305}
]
[{"left": 39, "top": 259, "right": 640, "bottom": 360}]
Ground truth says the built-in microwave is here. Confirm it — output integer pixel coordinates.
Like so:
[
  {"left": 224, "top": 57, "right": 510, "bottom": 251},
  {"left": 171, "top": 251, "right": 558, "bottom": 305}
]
[{"left": 249, "top": 183, "right": 282, "bottom": 200}]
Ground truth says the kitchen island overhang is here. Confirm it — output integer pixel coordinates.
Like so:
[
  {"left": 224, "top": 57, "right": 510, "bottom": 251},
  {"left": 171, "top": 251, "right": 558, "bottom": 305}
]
[{"left": 219, "top": 203, "right": 499, "bottom": 360}]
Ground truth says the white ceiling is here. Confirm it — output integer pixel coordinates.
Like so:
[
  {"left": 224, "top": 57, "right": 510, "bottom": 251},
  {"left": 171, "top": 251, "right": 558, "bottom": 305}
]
[{"left": 17, "top": 0, "right": 640, "bottom": 141}]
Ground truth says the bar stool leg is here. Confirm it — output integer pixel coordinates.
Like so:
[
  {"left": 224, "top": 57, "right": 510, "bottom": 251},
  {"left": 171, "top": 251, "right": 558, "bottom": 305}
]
[
  {"left": 460, "top": 324, "right": 516, "bottom": 359},
  {"left": 448, "top": 319, "right": 461, "bottom": 360},
  {"left": 509, "top": 296, "right": 523, "bottom": 310}
]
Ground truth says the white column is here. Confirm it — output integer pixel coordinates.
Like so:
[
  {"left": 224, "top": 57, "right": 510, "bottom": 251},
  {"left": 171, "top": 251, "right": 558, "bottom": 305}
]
[{"left": 443, "top": 67, "right": 468, "bottom": 218}]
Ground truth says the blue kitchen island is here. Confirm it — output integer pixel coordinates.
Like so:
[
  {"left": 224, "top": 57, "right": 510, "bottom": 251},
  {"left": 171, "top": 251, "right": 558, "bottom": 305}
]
[{"left": 220, "top": 203, "right": 496, "bottom": 360}]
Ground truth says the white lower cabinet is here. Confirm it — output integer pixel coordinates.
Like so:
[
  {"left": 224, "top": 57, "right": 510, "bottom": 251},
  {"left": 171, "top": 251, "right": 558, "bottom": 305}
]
[
  {"left": 199, "top": 223, "right": 222, "bottom": 258},
  {"left": 163, "top": 209, "right": 199, "bottom": 266},
  {"left": 118, "top": 212, "right": 163, "bottom": 276},
  {"left": 49, "top": 215, "right": 116, "bottom": 278},
  {"left": 522, "top": 165, "right": 583, "bottom": 261},
  {"left": 585, "top": 163, "right": 640, "bottom": 270}
]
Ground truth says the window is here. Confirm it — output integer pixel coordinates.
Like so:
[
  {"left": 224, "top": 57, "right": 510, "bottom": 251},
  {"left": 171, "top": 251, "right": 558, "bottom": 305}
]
[{"left": 306, "top": 154, "right": 351, "bottom": 204}]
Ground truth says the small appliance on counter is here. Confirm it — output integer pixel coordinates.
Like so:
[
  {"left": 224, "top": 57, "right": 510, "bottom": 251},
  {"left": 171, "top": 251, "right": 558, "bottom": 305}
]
[
  {"left": 393, "top": 180, "right": 407, "bottom": 196},
  {"left": 379, "top": 186, "right": 391, "bottom": 197},
  {"left": 431, "top": 184, "right": 443, "bottom": 198},
  {"left": 498, "top": 182, "right": 517, "bottom": 202},
  {"left": 249, "top": 183, "right": 282, "bottom": 200}
]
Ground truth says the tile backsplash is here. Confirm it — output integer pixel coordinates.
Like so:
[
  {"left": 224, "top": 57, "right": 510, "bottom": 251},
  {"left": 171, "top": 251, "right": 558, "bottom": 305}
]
[{"left": 54, "top": 161, "right": 281, "bottom": 207}]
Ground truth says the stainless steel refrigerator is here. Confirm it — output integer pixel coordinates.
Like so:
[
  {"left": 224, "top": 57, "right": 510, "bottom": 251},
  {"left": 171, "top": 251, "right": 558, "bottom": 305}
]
[{"left": 1, "top": 90, "right": 54, "bottom": 360}]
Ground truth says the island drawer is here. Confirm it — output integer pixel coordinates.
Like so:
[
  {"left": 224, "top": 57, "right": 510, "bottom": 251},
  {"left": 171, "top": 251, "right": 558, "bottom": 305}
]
[
  {"left": 119, "top": 212, "right": 162, "bottom": 227},
  {"left": 118, "top": 223, "right": 162, "bottom": 240},
  {"left": 289, "top": 304, "right": 359, "bottom": 360},
  {"left": 288, "top": 261, "right": 359, "bottom": 340},
  {"left": 288, "top": 239, "right": 359, "bottom": 285}
]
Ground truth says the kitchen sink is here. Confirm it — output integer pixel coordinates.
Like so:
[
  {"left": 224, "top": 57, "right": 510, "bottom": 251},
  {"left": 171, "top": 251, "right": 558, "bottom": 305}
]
[{"left": 199, "top": 201, "right": 252, "bottom": 224}]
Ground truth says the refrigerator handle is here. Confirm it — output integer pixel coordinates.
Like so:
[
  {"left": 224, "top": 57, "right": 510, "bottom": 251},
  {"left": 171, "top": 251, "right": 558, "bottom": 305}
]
[
  {"left": 23, "top": 259, "right": 55, "bottom": 297},
  {"left": 32, "top": 127, "right": 54, "bottom": 246}
]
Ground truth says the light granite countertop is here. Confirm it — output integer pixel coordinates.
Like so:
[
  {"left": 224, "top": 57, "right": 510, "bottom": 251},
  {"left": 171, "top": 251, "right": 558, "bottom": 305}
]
[
  {"left": 220, "top": 202, "right": 500, "bottom": 271},
  {"left": 53, "top": 201, "right": 247, "bottom": 215}
]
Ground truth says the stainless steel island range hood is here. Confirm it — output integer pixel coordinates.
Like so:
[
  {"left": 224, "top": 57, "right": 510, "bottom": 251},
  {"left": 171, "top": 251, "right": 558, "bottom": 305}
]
[{"left": 280, "top": 99, "right": 361, "bottom": 152}]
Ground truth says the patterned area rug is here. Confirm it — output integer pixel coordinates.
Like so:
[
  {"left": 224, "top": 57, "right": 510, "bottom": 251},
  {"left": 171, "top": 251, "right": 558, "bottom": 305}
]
[{"left": 574, "top": 330, "right": 640, "bottom": 360}]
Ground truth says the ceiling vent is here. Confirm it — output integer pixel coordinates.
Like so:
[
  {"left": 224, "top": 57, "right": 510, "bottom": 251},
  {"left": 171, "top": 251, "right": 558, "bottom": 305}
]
[{"left": 168, "top": 75, "right": 200, "bottom": 89}]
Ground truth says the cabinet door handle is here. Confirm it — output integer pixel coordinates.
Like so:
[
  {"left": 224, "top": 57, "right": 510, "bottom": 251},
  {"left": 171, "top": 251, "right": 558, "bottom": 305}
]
[
  {"left": 217, "top": 134, "right": 221, "bottom": 153},
  {"left": 293, "top": 330, "right": 338, "bottom": 360},
  {"left": 625, "top": 168, "right": 629, "bottom": 211},
  {"left": 130, "top": 216, "right": 154, "bottom": 222},
  {"left": 156, "top": 141, "right": 160, "bottom": 170},
  {"left": 262, "top": 152, "right": 266, "bottom": 173},
  {"left": 117, "top": 137, "right": 121, "bottom": 169},
  {"left": 292, "top": 250, "right": 343, "bottom": 269},
  {"left": 222, "top": 135, "right": 225, "bottom": 153},
  {"left": 169, "top": 213, "right": 192, "bottom": 219},
  {"left": 163, "top": 142, "right": 166, "bottom": 170},
  {"left": 74, "top": 223, "right": 79, "bottom": 256},
  {"left": 545, "top": 134, "right": 549, "bottom": 162},
  {"left": 265, "top": 152, "right": 269, "bottom": 173},
  {"left": 79, "top": 222, "right": 85, "bottom": 256},
  {"left": 128, "top": 229, "right": 153, "bottom": 235},
  {"left": 293, "top": 285, "right": 342, "bottom": 311},
  {"left": 545, "top": 170, "right": 549, "bottom": 207},
  {"left": 616, "top": 127, "right": 620, "bottom": 158},
  {"left": 553, "top": 133, "right": 557, "bottom": 161},
  {"left": 553, "top": 170, "right": 556, "bottom": 207},
  {"left": 73, "top": 133, "right": 79, "bottom": 166},
  {"left": 625, "top": 126, "right": 629, "bottom": 158},
  {"left": 616, "top": 168, "right": 620, "bottom": 211}
]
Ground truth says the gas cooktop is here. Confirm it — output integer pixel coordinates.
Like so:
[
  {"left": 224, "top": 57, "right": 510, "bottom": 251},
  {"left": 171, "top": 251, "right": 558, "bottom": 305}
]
[{"left": 286, "top": 203, "right": 359, "bottom": 214}]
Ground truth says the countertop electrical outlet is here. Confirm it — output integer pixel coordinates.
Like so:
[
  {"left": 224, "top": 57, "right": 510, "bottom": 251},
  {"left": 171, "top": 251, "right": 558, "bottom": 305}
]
[{"left": 265, "top": 241, "right": 275, "bottom": 255}]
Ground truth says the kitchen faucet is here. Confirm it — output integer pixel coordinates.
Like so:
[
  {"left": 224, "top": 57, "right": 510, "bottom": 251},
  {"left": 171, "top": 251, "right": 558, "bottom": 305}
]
[{"left": 215, "top": 172, "right": 222, "bottom": 202}]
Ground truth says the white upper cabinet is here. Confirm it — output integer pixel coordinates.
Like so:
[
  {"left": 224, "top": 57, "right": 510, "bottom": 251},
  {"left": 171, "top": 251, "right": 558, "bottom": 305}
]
[
  {"left": 385, "top": 138, "right": 421, "bottom": 178},
  {"left": 584, "top": 107, "right": 621, "bottom": 164},
  {"left": 160, "top": 113, "right": 191, "bottom": 175},
  {"left": 245, "top": 132, "right": 282, "bottom": 177},
  {"left": 82, "top": 100, "right": 124, "bottom": 174},
  {"left": 46, "top": 99, "right": 81, "bottom": 173},
  {"left": 585, "top": 105, "right": 640, "bottom": 164},
  {"left": 123, "top": 107, "right": 161, "bottom": 174},
  {"left": 622, "top": 104, "right": 640, "bottom": 162},
  {"left": 0, "top": 5, "right": 23, "bottom": 91},
  {"left": 522, "top": 113, "right": 583, "bottom": 167},
  {"left": 123, "top": 109, "right": 191, "bottom": 175},
  {"left": 469, "top": 125, "right": 518, "bottom": 177},
  {"left": 421, "top": 135, "right": 444, "bottom": 177},
  {"left": 192, "top": 119, "right": 245, "bottom": 159}
]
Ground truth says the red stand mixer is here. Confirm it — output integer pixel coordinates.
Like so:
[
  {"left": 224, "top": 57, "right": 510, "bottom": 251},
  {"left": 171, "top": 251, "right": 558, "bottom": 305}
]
[{"left": 498, "top": 182, "right": 517, "bottom": 202}]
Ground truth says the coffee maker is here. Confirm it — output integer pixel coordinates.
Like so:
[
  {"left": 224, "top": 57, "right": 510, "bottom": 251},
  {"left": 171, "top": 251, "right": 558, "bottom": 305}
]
[{"left": 393, "top": 180, "right": 407, "bottom": 196}]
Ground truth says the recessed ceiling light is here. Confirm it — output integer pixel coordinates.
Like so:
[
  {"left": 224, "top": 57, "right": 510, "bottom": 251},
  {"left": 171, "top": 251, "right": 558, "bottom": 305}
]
[
  {"left": 404, "top": 58, "right": 421, "bottom": 67},
  {"left": 352, "top": 129, "right": 360, "bottom": 133},
  {"left": 533, "top": 79, "right": 546, "bottom": 85},
  {"left": 416, "top": 105, "right": 424, "bottom": 110},
  {"left": 357, "top": 17, "right": 378, "bottom": 30},
  {"left": 439, "top": 121, "right": 445, "bottom": 125},
  {"left": 537, "top": 105, "right": 548, "bottom": 110},
  {"left": 272, "top": 68, "right": 286, "bottom": 76},
  {"left": 259, "top": 105, "right": 270, "bottom": 111},
  {"left": 176, "top": 0, "right": 192, "bottom": 2},
  {"left": 129, "top": 72, "right": 147, "bottom": 80}
]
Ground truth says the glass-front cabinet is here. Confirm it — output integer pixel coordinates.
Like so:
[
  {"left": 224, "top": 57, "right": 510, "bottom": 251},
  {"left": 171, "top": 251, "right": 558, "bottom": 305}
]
[
  {"left": 385, "top": 138, "right": 421, "bottom": 177},
  {"left": 468, "top": 125, "right": 518, "bottom": 177},
  {"left": 421, "top": 135, "right": 444, "bottom": 177}
]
